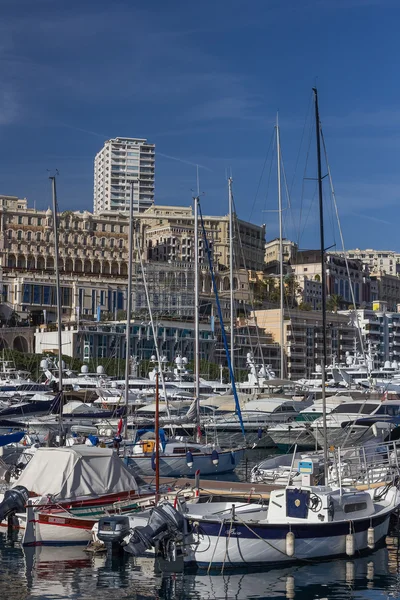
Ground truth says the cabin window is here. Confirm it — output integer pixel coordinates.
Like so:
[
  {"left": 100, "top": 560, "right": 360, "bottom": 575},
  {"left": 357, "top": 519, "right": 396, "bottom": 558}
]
[
  {"left": 172, "top": 447, "right": 201, "bottom": 454},
  {"left": 343, "top": 502, "right": 368, "bottom": 513}
]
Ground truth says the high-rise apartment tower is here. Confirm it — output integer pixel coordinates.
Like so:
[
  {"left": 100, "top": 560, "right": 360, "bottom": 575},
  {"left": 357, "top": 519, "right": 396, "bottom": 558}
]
[{"left": 94, "top": 137, "right": 155, "bottom": 213}]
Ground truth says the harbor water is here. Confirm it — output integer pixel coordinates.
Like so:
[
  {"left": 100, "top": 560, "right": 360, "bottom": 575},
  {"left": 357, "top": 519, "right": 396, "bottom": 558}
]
[{"left": 1, "top": 449, "right": 400, "bottom": 600}]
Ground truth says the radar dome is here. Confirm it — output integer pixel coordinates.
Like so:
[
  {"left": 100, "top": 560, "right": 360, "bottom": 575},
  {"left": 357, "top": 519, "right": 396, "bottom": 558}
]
[
  {"left": 393, "top": 361, "right": 399, "bottom": 369},
  {"left": 315, "top": 365, "right": 322, "bottom": 373},
  {"left": 81, "top": 365, "right": 89, "bottom": 374},
  {"left": 384, "top": 361, "right": 392, "bottom": 369},
  {"left": 97, "top": 365, "right": 105, "bottom": 375},
  {"left": 40, "top": 359, "right": 49, "bottom": 370},
  {"left": 150, "top": 355, "right": 156, "bottom": 362}
]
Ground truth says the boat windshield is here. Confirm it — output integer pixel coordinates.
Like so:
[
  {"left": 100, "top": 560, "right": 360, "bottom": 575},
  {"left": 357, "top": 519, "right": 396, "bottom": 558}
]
[{"left": 331, "top": 403, "right": 378, "bottom": 415}]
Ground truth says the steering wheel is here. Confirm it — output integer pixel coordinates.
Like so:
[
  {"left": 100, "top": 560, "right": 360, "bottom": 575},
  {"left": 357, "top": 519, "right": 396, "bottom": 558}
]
[{"left": 308, "top": 494, "right": 323, "bottom": 513}]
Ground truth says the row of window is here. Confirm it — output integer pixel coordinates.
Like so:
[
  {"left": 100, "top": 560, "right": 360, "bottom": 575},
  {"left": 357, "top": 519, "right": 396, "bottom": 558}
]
[
  {"left": 8, "top": 230, "right": 125, "bottom": 248},
  {"left": 14, "top": 217, "right": 126, "bottom": 233}
]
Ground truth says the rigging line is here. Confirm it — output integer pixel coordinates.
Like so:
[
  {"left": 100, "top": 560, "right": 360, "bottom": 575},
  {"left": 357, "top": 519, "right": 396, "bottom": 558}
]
[
  {"left": 320, "top": 127, "right": 366, "bottom": 363},
  {"left": 299, "top": 183, "right": 318, "bottom": 245},
  {"left": 263, "top": 136, "right": 277, "bottom": 223},
  {"left": 198, "top": 201, "right": 245, "bottom": 438},
  {"left": 248, "top": 128, "right": 275, "bottom": 223},
  {"left": 135, "top": 230, "right": 171, "bottom": 420},
  {"left": 232, "top": 195, "right": 266, "bottom": 375},
  {"left": 289, "top": 91, "right": 314, "bottom": 197},
  {"left": 297, "top": 115, "right": 316, "bottom": 248}
]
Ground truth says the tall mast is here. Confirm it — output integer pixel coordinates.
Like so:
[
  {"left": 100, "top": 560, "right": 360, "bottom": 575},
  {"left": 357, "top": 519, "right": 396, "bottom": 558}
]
[
  {"left": 124, "top": 180, "right": 134, "bottom": 439},
  {"left": 228, "top": 177, "right": 235, "bottom": 377},
  {"left": 313, "top": 87, "right": 328, "bottom": 482},
  {"left": 194, "top": 194, "right": 200, "bottom": 438},
  {"left": 276, "top": 114, "right": 285, "bottom": 379},
  {"left": 50, "top": 176, "right": 64, "bottom": 444}
]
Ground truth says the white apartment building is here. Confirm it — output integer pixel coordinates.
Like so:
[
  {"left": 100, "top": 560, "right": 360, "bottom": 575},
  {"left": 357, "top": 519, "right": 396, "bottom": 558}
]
[
  {"left": 94, "top": 137, "right": 155, "bottom": 214},
  {"left": 340, "top": 304, "right": 400, "bottom": 364},
  {"left": 332, "top": 248, "right": 400, "bottom": 276}
]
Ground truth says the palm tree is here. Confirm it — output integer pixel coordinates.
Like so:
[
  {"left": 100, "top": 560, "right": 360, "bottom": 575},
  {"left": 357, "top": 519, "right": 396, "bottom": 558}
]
[{"left": 326, "top": 294, "right": 343, "bottom": 313}]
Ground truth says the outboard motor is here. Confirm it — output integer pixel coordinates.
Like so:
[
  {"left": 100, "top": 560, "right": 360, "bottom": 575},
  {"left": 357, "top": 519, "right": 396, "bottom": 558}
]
[
  {"left": 97, "top": 515, "right": 131, "bottom": 548},
  {"left": 0, "top": 486, "right": 29, "bottom": 523},
  {"left": 124, "top": 502, "right": 186, "bottom": 559}
]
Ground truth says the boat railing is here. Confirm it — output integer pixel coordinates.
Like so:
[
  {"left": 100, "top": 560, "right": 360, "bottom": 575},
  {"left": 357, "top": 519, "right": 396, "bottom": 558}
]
[{"left": 329, "top": 439, "right": 400, "bottom": 487}]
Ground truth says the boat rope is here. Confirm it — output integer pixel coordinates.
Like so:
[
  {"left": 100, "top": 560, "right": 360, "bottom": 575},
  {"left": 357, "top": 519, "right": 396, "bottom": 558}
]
[
  {"left": 207, "top": 520, "right": 225, "bottom": 573},
  {"left": 221, "top": 516, "right": 234, "bottom": 574},
  {"left": 198, "top": 202, "right": 245, "bottom": 439}
]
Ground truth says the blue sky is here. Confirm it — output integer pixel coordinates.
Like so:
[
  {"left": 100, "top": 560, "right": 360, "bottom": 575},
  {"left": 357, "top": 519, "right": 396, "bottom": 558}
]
[{"left": 0, "top": 0, "right": 399, "bottom": 251}]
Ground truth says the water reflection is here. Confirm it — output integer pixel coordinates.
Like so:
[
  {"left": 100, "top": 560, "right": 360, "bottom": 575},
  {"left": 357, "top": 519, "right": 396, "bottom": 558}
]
[{"left": 0, "top": 529, "right": 400, "bottom": 600}]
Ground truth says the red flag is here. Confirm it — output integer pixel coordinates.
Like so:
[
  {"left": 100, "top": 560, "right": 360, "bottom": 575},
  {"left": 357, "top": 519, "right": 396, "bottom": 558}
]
[{"left": 117, "top": 418, "right": 123, "bottom": 436}]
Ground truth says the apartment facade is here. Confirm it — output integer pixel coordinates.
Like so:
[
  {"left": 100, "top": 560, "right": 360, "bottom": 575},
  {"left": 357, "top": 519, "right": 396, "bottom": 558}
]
[
  {"left": 0, "top": 196, "right": 262, "bottom": 325},
  {"left": 292, "top": 250, "right": 371, "bottom": 308},
  {"left": 253, "top": 308, "right": 355, "bottom": 379},
  {"left": 94, "top": 137, "right": 155, "bottom": 213},
  {"left": 340, "top": 304, "right": 400, "bottom": 364},
  {"left": 35, "top": 318, "right": 215, "bottom": 364},
  {"left": 332, "top": 248, "right": 400, "bottom": 276}
]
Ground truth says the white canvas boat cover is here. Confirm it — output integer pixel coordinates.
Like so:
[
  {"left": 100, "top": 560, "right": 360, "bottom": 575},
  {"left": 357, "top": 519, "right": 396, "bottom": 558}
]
[{"left": 13, "top": 446, "right": 138, "bottom": 501}]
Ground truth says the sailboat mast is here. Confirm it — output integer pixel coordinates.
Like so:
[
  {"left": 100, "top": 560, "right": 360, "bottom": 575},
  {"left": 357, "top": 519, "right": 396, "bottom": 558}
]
[
  {"left": 276, "top": 114, "right": 285, "bottom": 379},
  {"left": 194, "top": 194, "right": 200, "bottom": 436},
  {"left": 228, "top": 177, "right": 235, "bottom": 377},
  {"left": 124, "top": 181, "right": 135, "bottom": 439},
  {"left": 313, "top": 87, "right": 328, "bottom": 482},
  {"left": 50, "top": 176, "right": 64, "bottom": 444}
]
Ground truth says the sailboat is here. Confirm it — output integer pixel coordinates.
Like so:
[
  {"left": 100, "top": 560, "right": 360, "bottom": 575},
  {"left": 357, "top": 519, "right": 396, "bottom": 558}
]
[
  {"left": 109, "top": 90, "right": 400, "bottom": 567},
  {"left": 122, "top": 192, "right": 245, "bottom": 477}
]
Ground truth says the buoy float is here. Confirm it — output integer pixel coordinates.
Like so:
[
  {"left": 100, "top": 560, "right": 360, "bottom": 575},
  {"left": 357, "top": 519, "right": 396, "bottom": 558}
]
[
  {"left": 346, "top": 533, "right": 355, "bottom": 556},
  {"left": 367, "top": 526, "right": 375, "bottom": 549},
  {"left": 257, "top": 427, "right": 263, "bottom": 440},
  {"left": 186, "top": 450, "right": 194, "bottom": 468},
  {"left": 285, "top": 531, "right": 295, "bottom": 557},
  {"left": 211, "top": 449, "right": 219, "bottom": 466}
]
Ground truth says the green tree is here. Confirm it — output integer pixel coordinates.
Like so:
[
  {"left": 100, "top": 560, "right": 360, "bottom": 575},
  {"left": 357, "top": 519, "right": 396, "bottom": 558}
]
[
  {"left": 326, "top": 294, "right": 343, "bottom": 313},
  {"left": 298, "top": 302, "right": 312, "bottom": 311}
]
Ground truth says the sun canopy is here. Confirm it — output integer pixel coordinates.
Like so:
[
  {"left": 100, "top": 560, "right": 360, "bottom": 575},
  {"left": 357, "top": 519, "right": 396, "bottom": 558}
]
[{"left": 14, "top": 446, "right": 138, "bottom": 501}]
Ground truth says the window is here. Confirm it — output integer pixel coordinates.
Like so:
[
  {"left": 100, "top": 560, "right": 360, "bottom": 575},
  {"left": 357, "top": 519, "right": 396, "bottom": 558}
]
[
  {"left": 18, "top": 216, "right": 22, "bottom": 225},
  {"left": 120, "top": 225, "right": 124, "bottom": 233},
  {"left": 37, "top": 218, "right": 42, "bottom": 226},
  {"left": 27, "top": 231, "right": 31, "bottom": 241},
  {"left": 36, "top": 232, "right": 41, "bottom": 242},
  {"left": 111, "top": 224, "right": 115, "bottom": 233},
  {"left": 28, "top": 217, "right": 32, "bottom": 225},
  {"left": 17, "top": 230, "right": 22, "bottom": 241},
  {"left": 102, "top": 223, "right": 106, "bottom": 232},
  {"left": 343, "top": 502, "right": 368, "bottom": 513}
]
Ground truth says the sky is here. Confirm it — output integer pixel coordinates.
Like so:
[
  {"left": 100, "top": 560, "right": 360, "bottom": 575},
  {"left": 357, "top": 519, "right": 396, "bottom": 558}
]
[{"left": 0, "top": 0, "right": 399, "bottom": 251}]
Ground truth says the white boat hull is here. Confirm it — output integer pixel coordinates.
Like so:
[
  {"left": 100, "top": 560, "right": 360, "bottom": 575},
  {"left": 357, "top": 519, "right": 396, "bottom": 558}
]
[{"left": 185, "top": 512, "right": 391, "bottom": 567}]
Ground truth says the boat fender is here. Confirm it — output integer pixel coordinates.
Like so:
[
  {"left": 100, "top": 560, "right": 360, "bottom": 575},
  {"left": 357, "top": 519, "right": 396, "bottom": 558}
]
[
  {"left": 257, "top": 427, "right": 262, "bottom": 440},
  {"left": 211, "top": 450, "right": 219, "bottom": 466},
  {"left": 346, "top": 533, "right": 354, "bottom": 556},
  {"left": 367, "top": 526, "right": 375, "bottom": 549},
  {"left": 285, "top": 531, "right": 295, "bottom": 557},
  {"left": 151, "top": 452, "right": 156, "bottom": 471},
  {"left": 230, "top": 451, "right": 235, "bottom": 465},
  {"left": 186, "top": 451, "right": 194, "bottom": 468}
]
